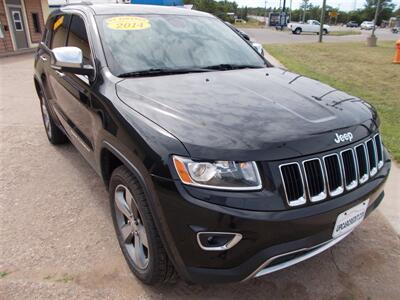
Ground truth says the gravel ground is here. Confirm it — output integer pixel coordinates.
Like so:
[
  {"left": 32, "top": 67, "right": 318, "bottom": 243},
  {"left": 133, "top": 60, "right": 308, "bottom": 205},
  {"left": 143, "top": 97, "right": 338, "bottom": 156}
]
[{"left": 1, "top": 54, "right": 399, "bottom": 299}]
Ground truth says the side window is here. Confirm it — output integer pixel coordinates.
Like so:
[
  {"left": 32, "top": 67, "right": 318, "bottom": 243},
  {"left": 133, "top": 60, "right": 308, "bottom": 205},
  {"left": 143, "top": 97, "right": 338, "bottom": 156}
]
[
  {"left": 51, "top": 14, "right": 71, "bottom": 49},
  {"left": 67, "top": 15, "right": 92, "bottom": 65}
]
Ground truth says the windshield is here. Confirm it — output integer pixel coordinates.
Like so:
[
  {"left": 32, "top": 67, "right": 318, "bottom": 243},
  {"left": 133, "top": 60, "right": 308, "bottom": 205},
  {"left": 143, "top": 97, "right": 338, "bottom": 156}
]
[{"left": 96, "top": 14, "right": 267, "bottom": 76}]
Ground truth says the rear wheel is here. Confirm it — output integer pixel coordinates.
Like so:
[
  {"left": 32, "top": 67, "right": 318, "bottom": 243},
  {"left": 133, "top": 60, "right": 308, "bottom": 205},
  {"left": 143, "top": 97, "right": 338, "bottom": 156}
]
[
  {"left": 38, "top": 88, "right": 68, "bottom": 145},
  {"left": 109, "top": 166, "right": 175, "bottom": 285}
]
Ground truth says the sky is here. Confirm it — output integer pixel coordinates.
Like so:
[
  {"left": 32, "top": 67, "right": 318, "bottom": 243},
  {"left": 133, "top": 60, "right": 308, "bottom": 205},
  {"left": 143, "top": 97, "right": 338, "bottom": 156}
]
[{"left": 235, "top": 0, "right": 400, "bottom": 11}]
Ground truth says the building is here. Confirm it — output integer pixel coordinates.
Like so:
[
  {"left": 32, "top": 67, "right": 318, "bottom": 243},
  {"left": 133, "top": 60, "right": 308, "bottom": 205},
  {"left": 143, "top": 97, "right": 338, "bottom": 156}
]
[
  {"left": 0, "top": 0, "right": 186, "bottom": 55},
  {"left": 0, "top": 0, "right": 49, "bottom": 54}
]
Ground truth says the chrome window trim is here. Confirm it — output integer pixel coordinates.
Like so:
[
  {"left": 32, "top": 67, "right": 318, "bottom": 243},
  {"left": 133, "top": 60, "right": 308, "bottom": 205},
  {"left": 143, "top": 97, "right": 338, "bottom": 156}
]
[
  {"left": 279, "top": 162, "right": 306, "bottom": 207},
  {"left": 196, "top": 232, "right": 243, "bottom": 251},
  {"left": 354, "top": 143, "right": 369, "bottom": 184},
  {"left": 302, "top": 158, "right": 327, "bottom": 202},
  {"left": 373, "top": 134, "right": 384, "bottom": 170},
  {"left": 322, "top": 153, "right": 344, "bottom": 197},
  {"left": 340, "top": 149, "right": 358, "bottom": 191},
  {"left": 365, "top": 138, "right": 378, "bottom": 177}
]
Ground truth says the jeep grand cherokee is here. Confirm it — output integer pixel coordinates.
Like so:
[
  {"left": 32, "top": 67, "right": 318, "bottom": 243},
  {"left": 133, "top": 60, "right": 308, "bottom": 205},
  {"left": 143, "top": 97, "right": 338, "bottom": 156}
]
[{"left": 34, "top": 3, "right": 391, "bottom": 285}]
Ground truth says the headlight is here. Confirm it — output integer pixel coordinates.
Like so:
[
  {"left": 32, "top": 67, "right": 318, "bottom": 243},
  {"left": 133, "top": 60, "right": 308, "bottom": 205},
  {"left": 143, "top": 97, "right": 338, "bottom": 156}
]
[{"left": 172, "top": 156, "right": 262, "bottom": 191}]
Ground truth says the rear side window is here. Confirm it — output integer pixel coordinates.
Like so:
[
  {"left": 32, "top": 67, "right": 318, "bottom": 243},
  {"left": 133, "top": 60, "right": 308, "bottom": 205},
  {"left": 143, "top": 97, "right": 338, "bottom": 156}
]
[
  {"left": 51, "top": 14, "right": 71, "bottom": 49},
  {"left": 67, "top": 15, "right": 92, "bottom": 65}
]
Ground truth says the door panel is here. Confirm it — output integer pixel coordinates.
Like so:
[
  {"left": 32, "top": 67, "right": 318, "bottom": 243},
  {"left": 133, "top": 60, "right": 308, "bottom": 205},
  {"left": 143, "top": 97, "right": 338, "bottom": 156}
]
[
  {"left": 46, "top": 14, "right": 96, "bottom": 166},
  {"left": 8, "top": 7, "right": 28, "bottom": 49}
]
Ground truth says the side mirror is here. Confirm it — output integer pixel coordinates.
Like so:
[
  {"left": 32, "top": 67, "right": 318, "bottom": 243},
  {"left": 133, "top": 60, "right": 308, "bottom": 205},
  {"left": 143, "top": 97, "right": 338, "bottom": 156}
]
[
  {"left": 251, "top": 42, "right": 264, "bottom": 56},
  {"left": 51, "top": 46, "right": 94, "bottom": 77}
]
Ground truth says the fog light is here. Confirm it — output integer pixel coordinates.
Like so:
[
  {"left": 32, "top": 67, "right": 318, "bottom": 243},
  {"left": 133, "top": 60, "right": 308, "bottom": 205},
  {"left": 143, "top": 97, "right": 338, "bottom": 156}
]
[{"left": 197, "top": 232, "right": 242, "bottom": 251}]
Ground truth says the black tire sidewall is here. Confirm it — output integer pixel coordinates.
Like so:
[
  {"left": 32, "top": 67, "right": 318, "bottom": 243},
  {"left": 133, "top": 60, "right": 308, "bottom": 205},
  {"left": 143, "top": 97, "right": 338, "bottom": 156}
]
[
  {"left": 38, "top": 89, "right": 67, "bottom": 144},
  {"left": 109, "top": 166, "right": 166, "bottom": 284}
]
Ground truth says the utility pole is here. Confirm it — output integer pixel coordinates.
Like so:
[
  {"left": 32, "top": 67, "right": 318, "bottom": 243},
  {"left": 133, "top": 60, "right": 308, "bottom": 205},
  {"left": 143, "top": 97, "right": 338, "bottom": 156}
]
[
  {"left": 264, "top": 0, "right": 267, "bottom": 27},
  {"left": 289, "top": 0, "right": 293, "bottom": 22},
  {"left": 281, "top": 0, "right": 287, "bottom": 29},
  {"left": 319, "top": 0, "right": 327, "bottom": 42},
  {"left": 367, "top": 0, "right": 381, "bottom": 46},
  {"left": 302, "top": 0, "right": 309, "bottom": 23},
  {"left": 371, "top": 0, "right": 381, "bottom": 37}
]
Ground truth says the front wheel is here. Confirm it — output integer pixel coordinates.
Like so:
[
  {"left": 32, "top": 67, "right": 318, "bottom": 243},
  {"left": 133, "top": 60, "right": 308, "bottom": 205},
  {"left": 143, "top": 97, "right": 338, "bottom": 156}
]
[
  {"left": 294, "top": 28, "right": 302, "bottom": 35},
  {"left": 109, "top": 166, "right": 175, "bottom": 285},
  {"left": 323, "top": 29, "right": 328, "bottom": 35}
]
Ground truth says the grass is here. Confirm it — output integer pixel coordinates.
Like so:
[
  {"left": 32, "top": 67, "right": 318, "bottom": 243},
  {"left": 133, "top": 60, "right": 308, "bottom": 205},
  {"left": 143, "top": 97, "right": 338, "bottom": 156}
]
[
  {"left": 44, "top": 274, "right": 73, "bottom": 283},
  {"left": 265, "top": 41, "right": 400, "bottom": 161},
  {"left": 0, "top": 271, "right": 10, "bottom": 278},
  {"left": 235, "top": 19, "right": 266, "bottom": 28},
  {"left": 55, "top": 274, "right": 74, "bottom": 283},
  {"left": 329, "top": 30, "right": 361, "bottom": 36}
]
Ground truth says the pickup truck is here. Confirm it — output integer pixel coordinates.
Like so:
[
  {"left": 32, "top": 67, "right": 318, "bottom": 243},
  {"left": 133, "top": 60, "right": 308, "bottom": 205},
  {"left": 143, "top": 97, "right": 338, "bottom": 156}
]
[{"left": 288, "top": 20, "right": 330, "bottom": 35}]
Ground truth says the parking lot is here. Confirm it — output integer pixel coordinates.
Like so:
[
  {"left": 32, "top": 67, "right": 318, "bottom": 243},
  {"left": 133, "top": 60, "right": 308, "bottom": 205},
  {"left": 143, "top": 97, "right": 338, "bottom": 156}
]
[
  {"left": 1, "top": 54, "right": 399, "bottom": 299},
  {"left": 242, "top": 26, "right": 398, "bottom": 44}
]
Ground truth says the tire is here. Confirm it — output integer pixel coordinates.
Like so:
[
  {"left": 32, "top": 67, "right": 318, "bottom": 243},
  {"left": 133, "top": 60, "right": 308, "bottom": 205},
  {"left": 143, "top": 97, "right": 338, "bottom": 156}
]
[
  {"left": 294, "top": 28, "right": 302, "bottom": 35},
  {"left": 109, "top": 165, "right": 175, "bottom": 285},
  {"left": 38, "top": 88, "right": 68, "bottom": 145},
  {"left": 323, "top": 29, "right": 328, "bottom": 35}
]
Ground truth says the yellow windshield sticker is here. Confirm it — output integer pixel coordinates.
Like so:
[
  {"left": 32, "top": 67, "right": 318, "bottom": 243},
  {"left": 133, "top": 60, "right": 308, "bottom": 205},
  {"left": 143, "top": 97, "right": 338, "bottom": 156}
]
[
  {"left": 106, "top": 16, "right": 151, "bottom": 31},
  {"left": 53, "top": 16, "right": 64, "bottom": 31}
]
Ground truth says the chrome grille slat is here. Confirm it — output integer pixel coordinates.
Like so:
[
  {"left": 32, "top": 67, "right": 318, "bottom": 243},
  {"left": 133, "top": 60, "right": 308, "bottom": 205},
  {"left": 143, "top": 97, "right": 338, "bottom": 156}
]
[
  {"left": 323, "top": 154, "right": 344, "bottom": 196},
  {"left": 340, "top": 149, "right": 358, "bottom": 190},
  {"left": 279, "top": 163, "right": 306, "bottom": 207},
  {"left": 374, "top": 134, "right": 384, "bottom": 169},
  {"left": 355, "top": 144, "right": 369, "bottom": 184},
  {"left": 279, "top": 134, "right": 383, "bottom": 207},
  {"left": 303, "top": 159, "right": 327, "bottom": 202},
  {"left": 366, "top": 139, "right": 378, "bottom": 177}
]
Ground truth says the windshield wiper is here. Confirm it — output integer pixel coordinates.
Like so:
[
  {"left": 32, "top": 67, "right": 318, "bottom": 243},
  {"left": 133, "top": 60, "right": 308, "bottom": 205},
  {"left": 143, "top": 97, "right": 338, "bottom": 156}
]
[
  {"left": 202, "top": 64, "right": 264, "bottom": 71},
  {"left": 118, "top": 68, "right": 212, "bottom": 78}
]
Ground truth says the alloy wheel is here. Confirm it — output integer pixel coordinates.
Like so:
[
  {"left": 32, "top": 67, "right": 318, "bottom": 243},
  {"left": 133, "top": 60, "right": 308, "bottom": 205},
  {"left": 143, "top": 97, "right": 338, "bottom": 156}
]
[
  {"left": 114, "top": 184, "right": 149, "bottom": 270},
  {"left": 41, "top": 101, "right": 52, "bottom": 138}
]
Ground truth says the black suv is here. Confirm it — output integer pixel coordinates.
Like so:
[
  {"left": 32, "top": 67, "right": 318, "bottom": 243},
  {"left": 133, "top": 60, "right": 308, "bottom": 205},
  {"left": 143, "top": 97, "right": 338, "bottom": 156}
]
[{"left": 34, "top": 4, "right": 391, "bottom": 285}]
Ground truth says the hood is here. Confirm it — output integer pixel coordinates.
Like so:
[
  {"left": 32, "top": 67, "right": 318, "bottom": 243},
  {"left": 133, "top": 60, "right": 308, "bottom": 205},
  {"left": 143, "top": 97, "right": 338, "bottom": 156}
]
[{"left": 116, "top": 68, "right": 378, "bottom": 161}]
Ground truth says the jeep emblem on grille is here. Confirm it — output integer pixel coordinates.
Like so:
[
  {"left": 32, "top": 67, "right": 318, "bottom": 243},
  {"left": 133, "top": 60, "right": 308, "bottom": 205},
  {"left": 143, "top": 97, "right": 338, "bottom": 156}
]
[{"left": 334, "top": 132, "right": 353, "bottom": 144}]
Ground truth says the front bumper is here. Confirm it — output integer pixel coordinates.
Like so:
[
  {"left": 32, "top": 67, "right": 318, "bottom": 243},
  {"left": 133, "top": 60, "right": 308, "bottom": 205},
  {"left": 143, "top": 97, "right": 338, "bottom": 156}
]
[{"left": 152, "top": 158, "right": 390, "bottom": 284}]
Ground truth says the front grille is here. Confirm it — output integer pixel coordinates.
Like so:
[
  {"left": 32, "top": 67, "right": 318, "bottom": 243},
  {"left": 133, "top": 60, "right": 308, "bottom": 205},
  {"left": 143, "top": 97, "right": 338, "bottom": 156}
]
[
  {"left": 279, "top": 163, "right": 306, "bottom": 207},
  {"left": 279, "top": 133, "right": 384, "bottom": 207}
]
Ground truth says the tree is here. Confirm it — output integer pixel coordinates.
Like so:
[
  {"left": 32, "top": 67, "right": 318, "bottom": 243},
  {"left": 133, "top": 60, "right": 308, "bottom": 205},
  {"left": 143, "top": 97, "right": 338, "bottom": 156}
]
[
  {"left": 363, "top": 0, "right": 395, "bottom": 24},
  {"left": 300, "top": 0, "right": 310, "bottom": 22}
]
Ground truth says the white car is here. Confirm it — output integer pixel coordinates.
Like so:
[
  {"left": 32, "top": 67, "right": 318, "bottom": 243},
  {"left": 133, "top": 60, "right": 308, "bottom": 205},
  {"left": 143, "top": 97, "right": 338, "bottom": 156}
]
[
  {"left": 287, "top": 20, "right": 330, "bottom": 35},
  {"left": 360, "top": 21, "right": 375, "bottom": 30}
]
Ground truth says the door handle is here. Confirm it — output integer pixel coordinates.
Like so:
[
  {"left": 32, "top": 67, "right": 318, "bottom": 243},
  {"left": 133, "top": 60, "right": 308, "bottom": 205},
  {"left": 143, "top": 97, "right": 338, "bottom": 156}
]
[
  {"left": 55, "top": 70, "right": 65, "bottom": 78},
  {"left": 40, "top": 55, "right": 48, "bottom": 62}
]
